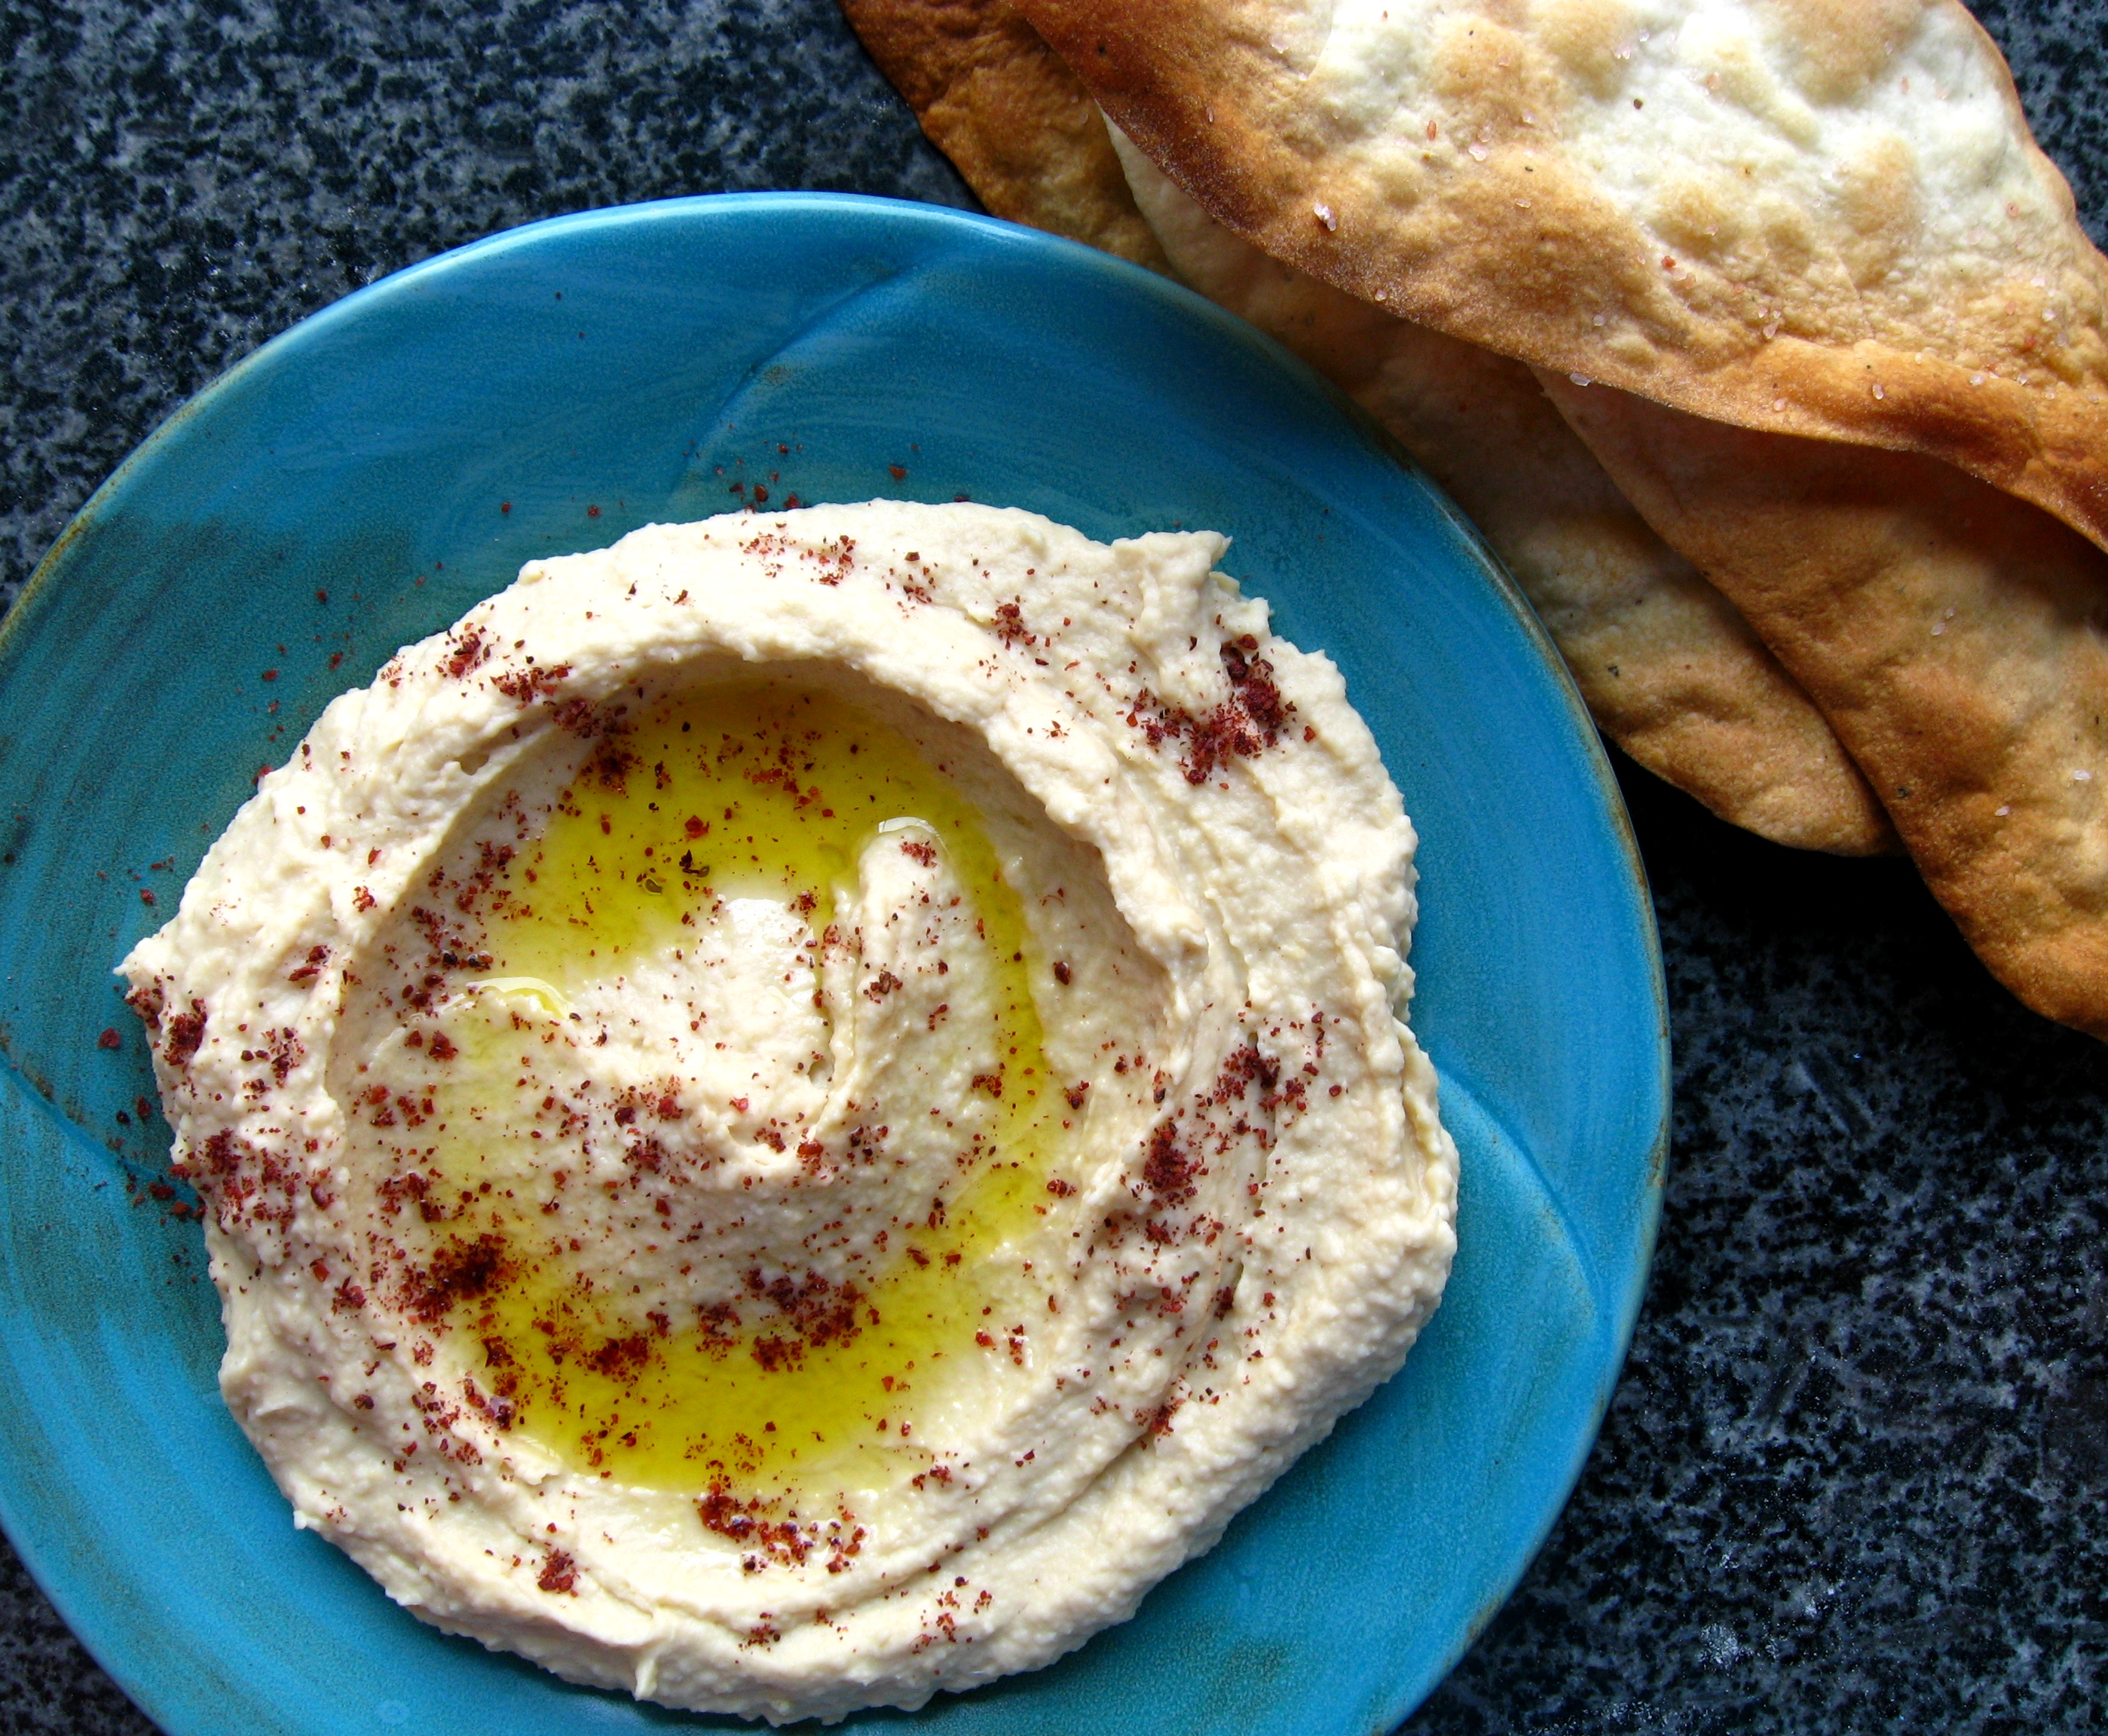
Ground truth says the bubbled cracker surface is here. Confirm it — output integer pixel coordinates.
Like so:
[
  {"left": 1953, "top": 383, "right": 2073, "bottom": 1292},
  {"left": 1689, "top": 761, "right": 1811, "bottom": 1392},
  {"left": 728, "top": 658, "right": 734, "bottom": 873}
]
[{"left": 1019, "top": 0, "right": 2108, "bottom": 554}]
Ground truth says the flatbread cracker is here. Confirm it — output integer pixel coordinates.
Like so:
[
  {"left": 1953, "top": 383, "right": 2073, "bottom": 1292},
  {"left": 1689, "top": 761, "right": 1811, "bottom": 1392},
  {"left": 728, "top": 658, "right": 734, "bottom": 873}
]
[
  {"left": 1017, "top": 0, "right": 2108, "bottom": 561},
  {"left": 1112, "top": 131, "right": 1893, "bottom": 854},
  {"left": 840, "top": 0, "right": 1169, "bottom": 270},
  {"left": 841, "top": 0, "right": 1893, "bottom": 852},
  {"left": 1545, "top": 374, "right": 2108, "bottom": 1038}
]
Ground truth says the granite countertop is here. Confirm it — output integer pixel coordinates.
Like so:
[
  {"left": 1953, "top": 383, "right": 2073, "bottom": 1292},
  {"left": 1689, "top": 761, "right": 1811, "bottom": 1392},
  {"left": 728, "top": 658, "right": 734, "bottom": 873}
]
[{"left": 2, "top": 2, "right": 2105, "bottom": 1731}]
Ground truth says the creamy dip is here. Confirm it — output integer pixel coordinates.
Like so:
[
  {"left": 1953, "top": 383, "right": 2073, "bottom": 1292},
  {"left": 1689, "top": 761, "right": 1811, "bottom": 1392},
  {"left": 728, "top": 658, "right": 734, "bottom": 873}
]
[{"left": 122, "top": 502, "right": 1456, "bottom": 1722}]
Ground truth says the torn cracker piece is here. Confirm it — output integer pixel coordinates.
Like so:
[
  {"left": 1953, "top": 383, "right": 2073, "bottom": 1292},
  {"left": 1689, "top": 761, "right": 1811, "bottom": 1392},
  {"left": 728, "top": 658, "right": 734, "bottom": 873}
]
[
  {"left": 1109, "top": 127, "right": 1893, "bottom": 854},
  {"left": 842, "top": 0, "right": 1893, "bottom": 854},
  {"left": 1018, "top": 0, "right": 2108, "bottom": 561},
  {"left": 840, "top": 0, "right": 1170, "bottom": 270},
  {"left": 1545, "top": 374, "right": 2108, "bottom": 1039}
]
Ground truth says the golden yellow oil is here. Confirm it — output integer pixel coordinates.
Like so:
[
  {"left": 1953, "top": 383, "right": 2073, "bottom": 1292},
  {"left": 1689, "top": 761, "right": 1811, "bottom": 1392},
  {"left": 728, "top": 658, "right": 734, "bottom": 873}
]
[{"left": 416, "top": 677, "right": 1070, "bottom": 1500}]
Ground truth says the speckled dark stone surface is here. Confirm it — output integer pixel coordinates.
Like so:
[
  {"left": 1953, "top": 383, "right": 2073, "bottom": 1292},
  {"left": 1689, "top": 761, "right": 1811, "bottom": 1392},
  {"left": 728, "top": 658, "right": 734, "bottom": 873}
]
[{"left": 2, "top": 3, "right": 2106, "bottom": 1732}]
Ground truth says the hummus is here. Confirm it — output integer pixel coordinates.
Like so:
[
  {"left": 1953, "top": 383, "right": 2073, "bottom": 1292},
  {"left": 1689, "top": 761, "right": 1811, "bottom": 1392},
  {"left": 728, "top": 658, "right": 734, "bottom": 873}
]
[{"left": 121, "top": 501, "right": 1456, "bottom": 1722}]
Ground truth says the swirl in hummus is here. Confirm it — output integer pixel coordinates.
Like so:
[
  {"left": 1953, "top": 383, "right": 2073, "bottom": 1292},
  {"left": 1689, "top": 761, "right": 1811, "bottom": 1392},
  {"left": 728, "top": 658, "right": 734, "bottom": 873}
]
[{"left": 121, "top": 501, "right": 1457, "bottom": 1723}]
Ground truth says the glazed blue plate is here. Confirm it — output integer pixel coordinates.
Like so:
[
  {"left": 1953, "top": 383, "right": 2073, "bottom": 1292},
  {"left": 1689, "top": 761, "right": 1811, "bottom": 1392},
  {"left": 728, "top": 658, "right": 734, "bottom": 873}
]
[{"left": 0, "top": 195, "right": 1665, "bottom": 1736}]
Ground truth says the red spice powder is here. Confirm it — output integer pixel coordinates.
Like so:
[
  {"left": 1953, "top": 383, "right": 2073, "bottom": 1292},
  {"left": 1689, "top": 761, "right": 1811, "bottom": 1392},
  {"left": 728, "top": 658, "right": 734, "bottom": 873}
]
[
  {"left": 1127, "top": 639, "right": 1297, "bottom": 785},
  {"left": 404, "top": 1233, "right": 513, "bottom": 1324},
  {"left": 1141, "top": 1120, "right": 1199, "bottom": 1206},
  {"left": 162, "top": 998, "right": 207, "bottom": 1066},
  {"left": 442, "top": 625, "right": 490, "bottom": 680},
  {"left": 492, "top": 665, "right": 572, "bottom": 707}
]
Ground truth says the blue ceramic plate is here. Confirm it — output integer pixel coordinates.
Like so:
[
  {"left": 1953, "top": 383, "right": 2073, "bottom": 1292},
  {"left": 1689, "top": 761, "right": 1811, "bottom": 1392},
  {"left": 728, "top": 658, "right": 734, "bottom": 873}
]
[{"left": 0, "top": 195, "right": 1664, "bottom": 1736}]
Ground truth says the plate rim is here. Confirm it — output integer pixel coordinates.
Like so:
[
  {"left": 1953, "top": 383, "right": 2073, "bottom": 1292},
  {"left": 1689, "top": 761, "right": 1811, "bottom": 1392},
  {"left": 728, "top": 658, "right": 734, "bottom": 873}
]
[{"left": 0, "top": 190, "right": 1667, "bottom": 1735}]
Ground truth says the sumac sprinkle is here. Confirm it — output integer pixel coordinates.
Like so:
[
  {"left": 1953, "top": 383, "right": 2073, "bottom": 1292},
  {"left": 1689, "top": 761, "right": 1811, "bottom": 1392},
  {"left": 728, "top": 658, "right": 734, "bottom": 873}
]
[
  {"left": 1142, "top": 1120, "right": 1198, "bottom": 1206},
  {"left": 405, "top": 1233, "right": 512, "bottom": 1322},
  {"left": 163, "top": 999, "right": 207, "bottom": 1066},
  {"left": 442, "top": 625, "right": 490, "bottom": 680}
]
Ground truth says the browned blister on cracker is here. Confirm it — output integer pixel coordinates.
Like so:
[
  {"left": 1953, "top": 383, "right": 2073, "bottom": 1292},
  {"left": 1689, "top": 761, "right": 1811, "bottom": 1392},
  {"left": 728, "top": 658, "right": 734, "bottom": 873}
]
[
  {"left": 842, "top": 0, "right": 1894, "bottom": 853},
  {"left": 1545, "top": 377, "right": 2108, "bottom": 1038},
  {"left": 1112, "top": 133, "right": 1894, "bottom": 855},
  {"left": 840, "top": 0, "right": 1169, "bottom": 269},
  {"left": 1018, "top": 0, "right": 2108, "bottom": 560}
]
